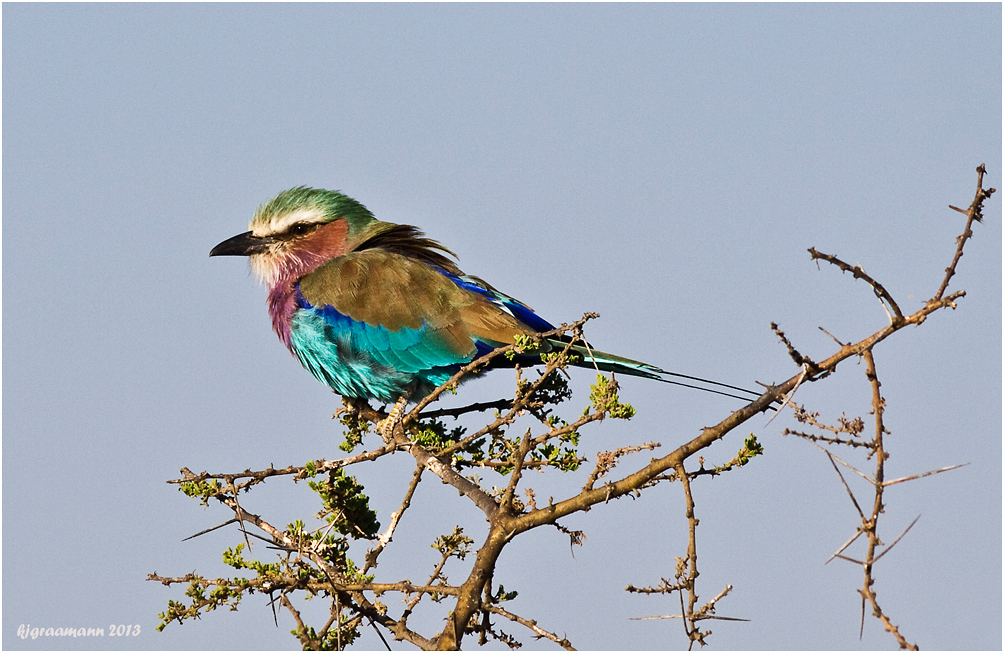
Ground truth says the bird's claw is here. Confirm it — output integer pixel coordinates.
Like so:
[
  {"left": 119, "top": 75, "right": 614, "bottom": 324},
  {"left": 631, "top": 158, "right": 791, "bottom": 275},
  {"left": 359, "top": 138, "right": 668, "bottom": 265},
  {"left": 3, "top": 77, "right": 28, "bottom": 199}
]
[{"left": 378, "top": 391, "right": 413, "bottom": 444}]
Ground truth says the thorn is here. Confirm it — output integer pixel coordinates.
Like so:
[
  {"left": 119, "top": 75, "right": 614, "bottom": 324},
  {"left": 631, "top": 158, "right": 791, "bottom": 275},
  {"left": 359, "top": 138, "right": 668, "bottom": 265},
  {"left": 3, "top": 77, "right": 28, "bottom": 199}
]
[
  {"left": 826, "top": 527, "right": 865, "bottom": 564},
  {"left": 833, "top": 553, "right": 864, "bottom": 565},
  {"left": 765, "top": 364, "right": 810, "bottom": 426},
  {"left": 820, "top": 447, "right": 866, "bottom": 520},
  {"left": 859, "top": 596, "right": 866, "bottom": 640},
  {"left": 874, "top": 515, "right": 921, "bottom": 563},
  {"left": 883, "top": 462, "right": 969, "bottom": 486},
  {"left": 810, "top": 442, "right": 874, "bottom": 484},
  {"left": 183, "top": 518, "right": 239, "bottom": 542},
  {"left": 818, "top": 326, "right": 846, "bottom": 346}
]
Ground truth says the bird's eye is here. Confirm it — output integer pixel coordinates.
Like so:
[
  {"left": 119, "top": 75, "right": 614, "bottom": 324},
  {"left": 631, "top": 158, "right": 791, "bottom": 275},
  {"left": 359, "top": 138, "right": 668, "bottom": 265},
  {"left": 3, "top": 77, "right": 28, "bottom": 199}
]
[{"left": 289, "top": 223, "right": 315, "bottom": 237}]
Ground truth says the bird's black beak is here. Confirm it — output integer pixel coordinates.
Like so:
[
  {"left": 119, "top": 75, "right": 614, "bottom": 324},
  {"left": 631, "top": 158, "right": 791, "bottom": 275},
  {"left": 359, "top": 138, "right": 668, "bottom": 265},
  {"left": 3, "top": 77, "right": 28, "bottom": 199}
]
[{"left": 210, "top": 231, "right": 273, "bottom": 257}]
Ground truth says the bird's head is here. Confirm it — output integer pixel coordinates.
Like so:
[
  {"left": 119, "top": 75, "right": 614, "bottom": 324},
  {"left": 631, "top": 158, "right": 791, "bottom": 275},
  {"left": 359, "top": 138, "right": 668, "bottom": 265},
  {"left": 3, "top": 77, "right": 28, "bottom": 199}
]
[{"left": 210, "top": 187, "right": 383, "bottom": 287}]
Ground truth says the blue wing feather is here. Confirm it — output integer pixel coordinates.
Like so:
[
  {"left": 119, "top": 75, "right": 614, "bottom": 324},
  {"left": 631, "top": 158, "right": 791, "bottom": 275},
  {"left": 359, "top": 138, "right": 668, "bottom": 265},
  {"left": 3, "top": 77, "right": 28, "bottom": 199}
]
[
  {"left": 291, "top": 286, "right": 473, "bottom": 402},
  {"left": 288, "top": 267, "right": 561, "bottom": 402},
  {"left": 440, "top": 271, "right": 556, "bottom": 333}
]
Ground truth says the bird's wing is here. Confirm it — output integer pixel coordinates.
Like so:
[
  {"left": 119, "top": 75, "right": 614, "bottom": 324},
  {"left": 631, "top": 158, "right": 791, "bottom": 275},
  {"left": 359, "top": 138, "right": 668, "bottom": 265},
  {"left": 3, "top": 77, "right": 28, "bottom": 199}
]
[{"left": 297, "top": 250, "right": 543, "bottom": 369}]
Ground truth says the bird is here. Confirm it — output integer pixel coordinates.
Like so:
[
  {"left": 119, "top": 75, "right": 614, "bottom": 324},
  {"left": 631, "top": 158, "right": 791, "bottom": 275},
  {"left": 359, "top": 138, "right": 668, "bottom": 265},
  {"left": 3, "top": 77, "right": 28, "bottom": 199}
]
[{"left": 210, "top": 187, "right": 762, "bottom": 409}]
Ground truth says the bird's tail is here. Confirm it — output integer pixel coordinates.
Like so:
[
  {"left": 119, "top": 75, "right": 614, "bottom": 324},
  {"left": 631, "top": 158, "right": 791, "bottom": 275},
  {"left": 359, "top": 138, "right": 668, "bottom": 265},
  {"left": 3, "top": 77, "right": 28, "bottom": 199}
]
[{"left": 557, "top": 342, "right": 764, "bottom": 403}]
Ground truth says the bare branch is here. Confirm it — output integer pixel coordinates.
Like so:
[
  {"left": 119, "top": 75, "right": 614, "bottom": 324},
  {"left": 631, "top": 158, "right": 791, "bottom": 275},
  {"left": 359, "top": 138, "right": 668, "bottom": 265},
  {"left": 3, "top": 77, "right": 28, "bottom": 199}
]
[
  {"left": 366, "top": 463, "right": 425, "bottom": 572},
  {"left": 418, "top": 398, "right": 515, "bottom": 420},
  {"left": 807, "top": 249, "right": 904, "bottom": 322},
  {"left": 485, "top": 605, "right": 575, "bottom": 651},
  {"left": 936, "top": 163, "right": 996, "bottom": 299}
]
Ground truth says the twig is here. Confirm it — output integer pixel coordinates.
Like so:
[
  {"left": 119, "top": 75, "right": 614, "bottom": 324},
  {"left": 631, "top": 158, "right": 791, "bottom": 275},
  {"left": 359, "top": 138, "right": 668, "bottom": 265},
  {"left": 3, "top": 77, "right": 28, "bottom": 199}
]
[
  {"left": 807, "top": 249, "right": 904, "bottom": 322},
  {"left": 676, "top": 462, "right": 702, "bottom": 648},
  {"left": 631, "top": 583, "right": 747, "bottom": 624},
  {"left": 631, "top": 614, "right": 748, "bottom": 622},
  {"left": 405, "top": 535, "right": 465, "bottom": 612},
  {"left": 437, "top": 328, "right": 595, "bottom": 459},
  {"left": 350, "top": 401, "right": 502, "bottom": 519},
  {"left": 406, "top": 315, "right": 599, "bottom": 420},
  {"left": 485, "top": 605, "right": 575, "bottom": 651},
  {"left": 936, "top": 164, "right": 995, "bottom": 299},
  {"left": 583, "top": 442, "right": 661, "bottom": 491},
  {"left": 418, "top": 398, "right": 514, "bottom": 420},
  {"left": 500, "top": 429, "right": 533, "bottom": 512},
  {"left": 765, "top": 363, "right": 809, "bottom": 426},
  {"left": 365, "top": 463, "right": 425, "bottom": 572},
  {"left": 791, "top": 406, "right": 865, "bottom": 437},
  {"left": 784, "top": 429, "right": 874, "bottom": 449},
  {"left": 281, "top": 594, "right": 319, "bottom": 650},
  {"left": 170, "top": 443, "right": 396, "bottom": 488},
  {"left": 857, "top": 350, "right": 918, "bottom": 650},
  {"left": 771, "top": 323, "right": 822, "bottom": 372}
]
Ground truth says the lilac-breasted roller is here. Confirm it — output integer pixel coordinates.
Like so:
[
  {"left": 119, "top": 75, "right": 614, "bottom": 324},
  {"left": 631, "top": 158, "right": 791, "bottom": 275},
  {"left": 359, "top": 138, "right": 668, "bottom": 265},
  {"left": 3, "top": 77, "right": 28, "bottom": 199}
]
[{"left": 210, "top": 187, "right": 759, "bottom": 405}]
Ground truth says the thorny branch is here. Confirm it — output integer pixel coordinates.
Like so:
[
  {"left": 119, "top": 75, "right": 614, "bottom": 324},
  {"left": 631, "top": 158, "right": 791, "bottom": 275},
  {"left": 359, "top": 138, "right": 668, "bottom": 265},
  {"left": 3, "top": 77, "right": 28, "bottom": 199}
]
[
  {"left": 859, "top": 351, "right": 915, "bottom": 649},
  {"left": 583, "top": 442, "right": 661, "bottom": 491},
  {"left": 153, "top": 166, "right": 994, "bottom": 650},
  {"left": 676, "top": 461, "right": 704, "bottom": 649},
  {"left": 484, "top": 605, "right": 575, "bottom": 651},
  {"left": 938, "top": 163, "right": 995, "bottom": 299},
  {"left": 365, "top": 463, "right": 424, "bottom": 572},
  {"left": 807, "top": 249, "right": 904, "bottom": 322},
  {"left": 775, "top": 167, "right": 993, "bottom": 649}
]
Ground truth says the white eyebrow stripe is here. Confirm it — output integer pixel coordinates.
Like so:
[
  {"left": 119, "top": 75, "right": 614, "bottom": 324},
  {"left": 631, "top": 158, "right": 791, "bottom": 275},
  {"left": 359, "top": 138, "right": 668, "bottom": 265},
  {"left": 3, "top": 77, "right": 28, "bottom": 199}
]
[{"left": 251, "top": 207, "right": 328, "bottom": 237}]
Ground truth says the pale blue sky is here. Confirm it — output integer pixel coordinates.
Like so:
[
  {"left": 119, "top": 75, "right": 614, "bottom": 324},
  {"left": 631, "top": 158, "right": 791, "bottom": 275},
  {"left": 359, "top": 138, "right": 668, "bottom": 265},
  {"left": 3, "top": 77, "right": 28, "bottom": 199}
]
[{"left": 3, "top": 3, "right": 1001, "bottom": 650}]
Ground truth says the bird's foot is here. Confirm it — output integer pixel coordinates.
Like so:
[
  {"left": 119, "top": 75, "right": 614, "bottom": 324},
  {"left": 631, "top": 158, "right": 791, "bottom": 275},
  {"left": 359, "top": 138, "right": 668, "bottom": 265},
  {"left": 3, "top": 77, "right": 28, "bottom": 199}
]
[{"left": 378, "top": 391, "right": 413, "bottom": 444}]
